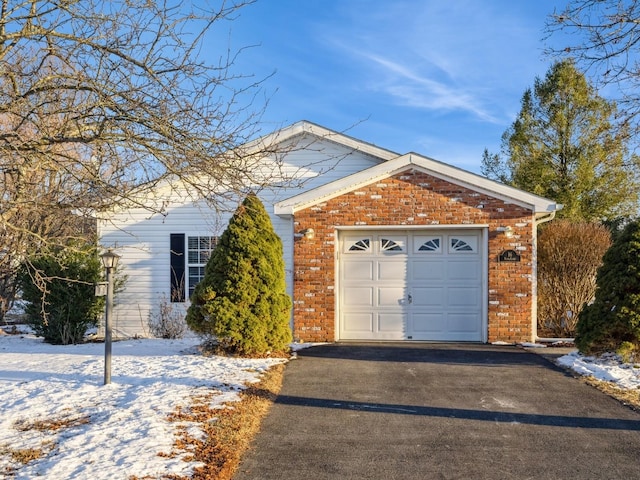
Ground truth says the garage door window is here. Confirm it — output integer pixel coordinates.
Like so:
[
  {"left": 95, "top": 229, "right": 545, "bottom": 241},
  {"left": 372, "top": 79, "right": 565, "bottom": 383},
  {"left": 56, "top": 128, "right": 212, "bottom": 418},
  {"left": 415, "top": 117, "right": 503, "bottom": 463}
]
[
  {"left": 449, "top": 236, "right": 477, "bottom": 253},
  {"left": 381, "top": 238, "right": 405, "bottom": 252},
  {"left": 346, "top": 238, "right": 372, "bottom": 252},
  {"left": 415, "top": 236, "right": 442, "bottom": 253},
  {"left": 345, "top": 237, "right": 407, "bottom": 253}
]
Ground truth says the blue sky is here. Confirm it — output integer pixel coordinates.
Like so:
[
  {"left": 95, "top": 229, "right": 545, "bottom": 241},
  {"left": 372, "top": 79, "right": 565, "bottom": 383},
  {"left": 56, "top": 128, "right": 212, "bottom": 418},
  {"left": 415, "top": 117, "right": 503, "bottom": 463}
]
[{"left": 224, "top": 1, "right": 569, "bottom": 173}]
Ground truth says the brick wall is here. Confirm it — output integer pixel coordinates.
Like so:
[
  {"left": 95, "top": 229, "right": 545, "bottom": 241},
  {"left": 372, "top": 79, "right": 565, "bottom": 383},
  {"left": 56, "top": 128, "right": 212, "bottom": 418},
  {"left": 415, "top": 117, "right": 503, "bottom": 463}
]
[{"left": 292, "top": 169, "right": 536, "bottom": 344}]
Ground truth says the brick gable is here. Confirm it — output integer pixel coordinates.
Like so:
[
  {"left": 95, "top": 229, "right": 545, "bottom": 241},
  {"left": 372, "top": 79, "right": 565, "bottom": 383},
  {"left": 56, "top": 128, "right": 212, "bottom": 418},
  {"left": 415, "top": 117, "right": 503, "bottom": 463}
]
[{"left": 292, "top": 169, "right": 536, "bottom": 344}]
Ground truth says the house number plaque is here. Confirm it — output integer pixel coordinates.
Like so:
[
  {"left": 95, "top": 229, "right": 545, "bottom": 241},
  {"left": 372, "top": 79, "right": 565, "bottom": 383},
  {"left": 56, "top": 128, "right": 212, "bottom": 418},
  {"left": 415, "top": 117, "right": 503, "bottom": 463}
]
[{"left": 499, "top": 249, "right": 521, "bottom": 262}]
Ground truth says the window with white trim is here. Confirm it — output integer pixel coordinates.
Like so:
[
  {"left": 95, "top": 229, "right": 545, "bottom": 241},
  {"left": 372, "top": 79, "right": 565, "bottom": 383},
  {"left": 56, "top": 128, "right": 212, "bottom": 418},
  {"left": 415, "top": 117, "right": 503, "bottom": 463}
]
[{"left": 187, "top": 236, "right": 218, "bottom": 297}]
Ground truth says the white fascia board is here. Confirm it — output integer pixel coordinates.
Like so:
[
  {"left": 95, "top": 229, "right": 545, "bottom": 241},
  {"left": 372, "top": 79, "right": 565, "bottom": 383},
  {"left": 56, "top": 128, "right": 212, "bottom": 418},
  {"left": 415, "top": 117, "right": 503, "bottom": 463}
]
[
  {"left": 404, "top": 154, "right": 560, "bottom": 213},
  {"left": 243, "top": 120, "right": 399, "bottom": 161},
  {"left": 274, "top": 153, "right": 560, "bottom": 216}
]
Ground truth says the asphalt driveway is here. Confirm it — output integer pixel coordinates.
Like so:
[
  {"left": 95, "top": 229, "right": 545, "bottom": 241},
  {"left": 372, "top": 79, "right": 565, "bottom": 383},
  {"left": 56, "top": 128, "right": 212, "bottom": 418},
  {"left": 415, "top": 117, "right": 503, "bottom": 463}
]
[{"left": 233, "top": 343, "right": 640, "bottom": 480}]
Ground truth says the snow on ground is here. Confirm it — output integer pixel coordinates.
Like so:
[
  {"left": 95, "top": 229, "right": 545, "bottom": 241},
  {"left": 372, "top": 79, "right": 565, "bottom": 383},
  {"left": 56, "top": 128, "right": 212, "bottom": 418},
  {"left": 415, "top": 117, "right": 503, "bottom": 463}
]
[
  {"left": 2, "top": 331, "right": 639, "bottom": 480},
  {"left": 0, "top": 331, "right": 286, "bottom": 479},
  {"left": 556, "top": 350, "right": 640, "bottom": 389}
]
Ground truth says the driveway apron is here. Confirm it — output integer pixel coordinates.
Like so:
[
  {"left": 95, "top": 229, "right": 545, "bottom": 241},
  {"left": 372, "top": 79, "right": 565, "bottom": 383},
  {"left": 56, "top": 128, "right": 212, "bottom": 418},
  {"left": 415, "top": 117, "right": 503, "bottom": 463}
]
[{"left": 233, "top": 343, "right": 640, "bottom": 480}]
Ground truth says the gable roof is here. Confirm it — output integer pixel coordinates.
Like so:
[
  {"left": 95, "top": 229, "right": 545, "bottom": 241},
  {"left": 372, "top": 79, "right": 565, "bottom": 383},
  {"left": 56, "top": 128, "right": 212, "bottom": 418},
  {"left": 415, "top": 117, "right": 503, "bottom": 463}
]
[
  {"left": 245, "top": 120, "right": 400, "bottom": 162},
  {"left": 274, "top": 151, "right": 561, "bottom": 217}
]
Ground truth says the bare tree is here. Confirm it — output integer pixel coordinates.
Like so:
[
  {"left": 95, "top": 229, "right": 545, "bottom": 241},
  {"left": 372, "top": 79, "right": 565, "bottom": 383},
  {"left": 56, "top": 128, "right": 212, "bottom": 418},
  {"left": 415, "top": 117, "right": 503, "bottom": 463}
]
[
  {"left": 546, "top": 1, "right": 640, "bottom": 129},
  {"left": 0, "top": 0, "right": 273, "bottom": 317}
]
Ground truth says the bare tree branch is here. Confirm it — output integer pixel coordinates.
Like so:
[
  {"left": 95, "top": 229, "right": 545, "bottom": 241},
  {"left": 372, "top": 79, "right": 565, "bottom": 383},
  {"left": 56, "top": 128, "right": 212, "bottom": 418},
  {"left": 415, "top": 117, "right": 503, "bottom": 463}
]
[
  {"left": 546, "top": 1, "right": 640, "bottom": 134},
  {"left": 0, "top": 0, "right": 280, "bottom": 319}
]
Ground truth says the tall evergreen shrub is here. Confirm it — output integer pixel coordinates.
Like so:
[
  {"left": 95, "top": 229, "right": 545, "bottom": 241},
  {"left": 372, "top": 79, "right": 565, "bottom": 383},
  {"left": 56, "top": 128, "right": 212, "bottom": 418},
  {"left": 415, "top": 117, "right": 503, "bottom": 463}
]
[
  {"left": 186, "top": 194, "right": 292, "bottom": 356},
  {"left": 575, "top": 220, "right": 640, "bottom": 354},
  {"left": 18, "top": 244, "right": 104, "bottom": 344}
]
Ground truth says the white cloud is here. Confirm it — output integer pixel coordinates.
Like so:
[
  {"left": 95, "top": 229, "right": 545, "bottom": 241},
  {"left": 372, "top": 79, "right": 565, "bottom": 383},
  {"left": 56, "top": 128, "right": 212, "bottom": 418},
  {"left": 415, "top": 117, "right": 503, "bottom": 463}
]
[
  {"left": 315, "top": 0, "right": 548, "bottom": 124},
  {"left": 356, "top": 51, "right": 498, "bottom": 121}
]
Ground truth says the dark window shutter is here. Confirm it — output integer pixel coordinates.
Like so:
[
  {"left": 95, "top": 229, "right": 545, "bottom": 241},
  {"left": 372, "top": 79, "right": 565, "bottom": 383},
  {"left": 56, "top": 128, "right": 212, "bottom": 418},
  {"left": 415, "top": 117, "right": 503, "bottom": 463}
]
[{"left": 170, "top": 234, "right": 185, "bottom": 302}]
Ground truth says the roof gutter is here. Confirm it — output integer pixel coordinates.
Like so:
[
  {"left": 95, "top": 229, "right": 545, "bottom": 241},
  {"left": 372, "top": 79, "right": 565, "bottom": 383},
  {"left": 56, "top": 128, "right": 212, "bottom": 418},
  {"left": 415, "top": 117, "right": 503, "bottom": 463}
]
[{"left": 534, "top": 203, "right": 562, "bottom": 226}]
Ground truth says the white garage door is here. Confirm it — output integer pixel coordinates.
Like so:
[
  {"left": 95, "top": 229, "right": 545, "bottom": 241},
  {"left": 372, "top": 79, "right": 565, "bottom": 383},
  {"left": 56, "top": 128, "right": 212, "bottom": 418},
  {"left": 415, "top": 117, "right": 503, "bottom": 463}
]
[{"left": 339, "top": 230, "right": 485, "bottom": 341}]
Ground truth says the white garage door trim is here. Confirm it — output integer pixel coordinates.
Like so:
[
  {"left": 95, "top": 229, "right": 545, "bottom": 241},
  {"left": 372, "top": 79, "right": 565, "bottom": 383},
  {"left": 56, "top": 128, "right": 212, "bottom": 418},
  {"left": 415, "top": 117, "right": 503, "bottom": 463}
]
[{"left": 336, "top": 227, "right": 488, "bottom": 342}]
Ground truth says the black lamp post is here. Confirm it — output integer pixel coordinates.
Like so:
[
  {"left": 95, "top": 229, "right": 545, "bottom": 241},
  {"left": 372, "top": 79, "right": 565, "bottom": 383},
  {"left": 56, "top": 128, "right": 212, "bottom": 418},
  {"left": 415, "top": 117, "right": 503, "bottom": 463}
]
[{"left": 100, "top": 249, "right": 120, "bottom": 385}]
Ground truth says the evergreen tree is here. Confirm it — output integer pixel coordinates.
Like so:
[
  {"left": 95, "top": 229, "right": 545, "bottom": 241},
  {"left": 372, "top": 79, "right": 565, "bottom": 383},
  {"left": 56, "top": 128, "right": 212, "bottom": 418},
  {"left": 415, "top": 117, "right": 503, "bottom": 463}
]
[
  {"left": 482, "top": 59, "right": 639, "bottom": 221},
  {"left": 186, "top": 194, "right": 292, "bottom": 356},
  {"left": 18, "top": 243, "right": 104, "bottom": 345},
  {"left": 575, "top": 220, "right": 640, "bottom": 354}
]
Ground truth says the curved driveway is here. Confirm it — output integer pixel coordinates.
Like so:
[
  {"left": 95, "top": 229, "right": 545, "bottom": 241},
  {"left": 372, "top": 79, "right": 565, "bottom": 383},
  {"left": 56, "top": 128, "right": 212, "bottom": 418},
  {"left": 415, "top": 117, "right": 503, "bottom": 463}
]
[{"left": 234, "top": 343, "right": 640, "bottom": 480}]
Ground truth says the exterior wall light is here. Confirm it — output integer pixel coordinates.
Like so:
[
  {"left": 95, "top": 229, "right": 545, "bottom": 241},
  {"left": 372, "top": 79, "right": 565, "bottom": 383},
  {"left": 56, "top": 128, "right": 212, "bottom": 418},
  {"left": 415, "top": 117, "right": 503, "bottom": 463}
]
[
  {"left": 301, "top": 228, "right": 315, "bottom": 240},
  {"left": 497, "top": 226, "right": 514, "bottom": 238}
]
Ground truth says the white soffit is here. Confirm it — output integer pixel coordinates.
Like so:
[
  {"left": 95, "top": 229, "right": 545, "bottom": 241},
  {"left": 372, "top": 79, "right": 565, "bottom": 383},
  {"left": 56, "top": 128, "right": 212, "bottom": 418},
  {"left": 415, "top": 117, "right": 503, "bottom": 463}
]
[{"left": 274, "top": 153, "right": 560, "bottom": 216}]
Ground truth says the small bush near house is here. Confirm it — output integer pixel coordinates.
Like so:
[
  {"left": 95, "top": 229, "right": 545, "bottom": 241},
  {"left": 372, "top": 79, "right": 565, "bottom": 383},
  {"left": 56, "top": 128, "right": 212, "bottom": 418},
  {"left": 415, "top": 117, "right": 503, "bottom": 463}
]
[
  {"left": 17, "top": 244, "right": 103, "bottom": 345},
  {"left": 186, "top": 194, "right": 292, "bottom": 356},
  {"left": 148, "top": 294, "right": 187, "bottom": 339},
  {"left": 616, "top": 341, "right": 638, "bottom": 364},
  {"left": 575, "top": 219, "right": 640, "bottom": 354},
  {"left": 537, "top": 220, "right": 611, "bottom": 338}
]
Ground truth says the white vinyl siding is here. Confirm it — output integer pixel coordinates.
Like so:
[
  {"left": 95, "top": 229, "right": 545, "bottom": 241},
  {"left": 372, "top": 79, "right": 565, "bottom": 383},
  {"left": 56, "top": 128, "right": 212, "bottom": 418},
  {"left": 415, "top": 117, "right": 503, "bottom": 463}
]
[{"left": 98, "top": 134, "right": 382, "bottom": 337}]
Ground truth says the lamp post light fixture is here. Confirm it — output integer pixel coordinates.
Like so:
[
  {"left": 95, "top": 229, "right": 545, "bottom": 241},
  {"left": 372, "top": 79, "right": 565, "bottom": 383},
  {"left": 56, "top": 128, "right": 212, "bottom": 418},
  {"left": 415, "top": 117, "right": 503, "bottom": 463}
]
[{"left": 100, "top": 249, "right": 120, "bottom": 385}]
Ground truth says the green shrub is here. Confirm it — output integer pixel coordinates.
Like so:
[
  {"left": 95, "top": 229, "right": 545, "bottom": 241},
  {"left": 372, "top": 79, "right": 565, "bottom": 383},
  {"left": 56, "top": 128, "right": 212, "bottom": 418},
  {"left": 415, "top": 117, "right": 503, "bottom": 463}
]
[
  {"left": 186, "top": 194, "right": 292, "bottom": 356},
  {"left": 18, "top": 244, "right": 104, "bottom": 345},
  {"left": 616, "top": 341, "right": 638, "bottom": 364},
  {"left": 575, "top": 220, "right": 640, "bottom": 354}
]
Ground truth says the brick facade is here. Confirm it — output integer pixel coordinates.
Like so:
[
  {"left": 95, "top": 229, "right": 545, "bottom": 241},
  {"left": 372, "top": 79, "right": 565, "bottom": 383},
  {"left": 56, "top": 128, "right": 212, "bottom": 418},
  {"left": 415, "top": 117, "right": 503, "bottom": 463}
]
[{"left": 292, "top": 168, "right": 536, "bottom": 344}]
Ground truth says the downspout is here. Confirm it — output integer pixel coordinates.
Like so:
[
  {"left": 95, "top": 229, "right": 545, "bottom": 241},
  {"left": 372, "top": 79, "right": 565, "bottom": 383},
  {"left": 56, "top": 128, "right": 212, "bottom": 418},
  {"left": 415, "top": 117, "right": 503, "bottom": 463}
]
[
  {"left": 534, "top": 211, "right": 557, "bottom": 226},
  {"left": 533, "top": 207, "right": 565, "bottom": 343}
]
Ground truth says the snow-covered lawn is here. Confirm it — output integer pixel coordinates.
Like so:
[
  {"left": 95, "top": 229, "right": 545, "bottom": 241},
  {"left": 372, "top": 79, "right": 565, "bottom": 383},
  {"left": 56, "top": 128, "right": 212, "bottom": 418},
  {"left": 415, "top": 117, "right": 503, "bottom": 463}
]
[
  {"left": 0, "top": 331, "right": 286, "bottom": 479},
  {"left": 2, "top": 332, "right": 639, "bottom": 480},
  {"left": 556, "top": 350, "right": 640, "bottom": 390}
]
